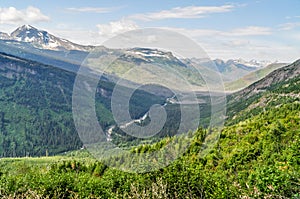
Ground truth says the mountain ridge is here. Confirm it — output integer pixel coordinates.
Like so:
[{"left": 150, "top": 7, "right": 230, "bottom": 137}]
[
  {"left": 189, "top": 58, "right": 281, "bottom": 83},
  {"left": 225, "top": 62, "right": 288, "bottom": 91},
  {"left": 226, "top": 58, "right": 300, "bottom": 125},
  {"left": 2, "top": 25, "right": 94, "bottom": 51},
  {"left": 2, "top": 25, "right": 278, "bottom": 67},
  {"left": 0, "top": 24, "right": 288, "bottom": 92},
  {"left": 234, "top": 59, "right": 300, "bottom": 99}
]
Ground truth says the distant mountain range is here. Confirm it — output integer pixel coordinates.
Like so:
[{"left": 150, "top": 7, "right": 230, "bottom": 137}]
[
  {"left": 190, "top": 58, "right": 281, "bottom": 83},
  {"left": 225, "top": 62, "right": 288, "bottom": 91},
  {"left": 0, "top": 25, "right": 288, "bottom": 91}
]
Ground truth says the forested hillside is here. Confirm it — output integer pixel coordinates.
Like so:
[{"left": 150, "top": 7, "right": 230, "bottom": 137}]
[
  {"left": 0, "top": 52, "right": 169, "bottom": 157},
  {"left": 0, "top": 52, "right": 81, "bottom": 156},
  {"left": 0, "top": 59, "right": 299, "bottom": 198},
  {"left": 227, "top": 59, "right": 300, "bottom": 124}
]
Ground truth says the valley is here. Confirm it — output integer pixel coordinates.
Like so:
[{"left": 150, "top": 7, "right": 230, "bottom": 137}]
[
  {"left": 0, "top": 58, "right": 299, "bottom": 197},
  {"left": 0, "top": 24, "right": 298, "bottom": 198}
]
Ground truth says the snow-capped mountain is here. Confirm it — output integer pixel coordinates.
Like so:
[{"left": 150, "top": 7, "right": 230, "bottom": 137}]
[
  {"left": 122, "top": 47, "right": 185, "bottom": 66},
  {"left": 191, "top": 58, "right": 275, "bottom": 72},
  {"left": 213, "top": 58, "right": 275, "bottom": 71},
  {"left": 126, "top": 48, "right": 174, "bottom": 59},
  {"left": 0, "top": 25, "right": 283, "bottom": 88},
  {"left": 8, "top": 25, "right": 93, "bottom": 51},
  {"left": 188, "top": 58, "right": 277, "bottom": 82},
  {"left": 232, "top": 58, "right": 275, "bottom": 68}
]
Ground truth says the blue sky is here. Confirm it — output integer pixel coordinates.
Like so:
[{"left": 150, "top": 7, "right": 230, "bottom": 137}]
[{"left": 0, "top": 0, "right": 299, "bottom": 62}]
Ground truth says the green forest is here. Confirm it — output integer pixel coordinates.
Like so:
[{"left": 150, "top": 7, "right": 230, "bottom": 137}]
[
  {"left": 0, "top": 98, "right": 299, "bottom": 198},
  {"left": 0, "top": 52, "right": 183, "bottom": 156},
  {"left": 0, "top": 56, "right": 299, "bottom": 198}
]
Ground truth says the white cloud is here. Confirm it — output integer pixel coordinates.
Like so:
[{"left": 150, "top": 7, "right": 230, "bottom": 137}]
[
  {"left": 49, "top": 24, "right": 297, "bottom": 62},
  {"left": 289, "top": 33, "right": 300, "bottom": 41},
  {"left": 0, "top": 6, "right": 50, "bottom": 25},
  {"left": 66, "top": 7, "right": 118, "bottom": 13},
  {"left": 279, "top": 22, "right": 300, "bottom": 30},
  {"left": 50, "top": 29, "right": 106, "bottom": 45},
  {"left": 159, "top": 26, "right": 300, "bottom": 62},
  {"left": 163, "top": 26, "right": 272, "bottom": 38},
  {"left": 285, "top": 16, "right": 300, "bottom": 19},
  {"left": 228, "top": 26, "right": 272, "bottom": 36},
  {"left": 199, "top": 38, "right": 297, "bottom": 62},
  {"left": 130, "top": 5, "right": 234, "bottom": 21},
  {"left": 97, "top": 19, "right": 138, "bottom": 37}
]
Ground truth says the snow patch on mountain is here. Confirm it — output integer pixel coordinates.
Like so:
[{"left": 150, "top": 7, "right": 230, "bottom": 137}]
[
  {"left": 232, "top": 59, "right": 275, "bottom": 68},
  {"left": 3, "top": 25, "right": 93, "bottom": 51},
  {"left": 127, "top": 48, "right": 173, "bottom": 59}
]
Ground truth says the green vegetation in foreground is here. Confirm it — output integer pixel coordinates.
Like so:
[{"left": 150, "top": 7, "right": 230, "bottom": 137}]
[{"left": 0, "top": 100, "right": 299, "bottom": 198}]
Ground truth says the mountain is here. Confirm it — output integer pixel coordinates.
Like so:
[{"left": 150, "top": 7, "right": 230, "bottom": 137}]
[
  {"left": 190, "top": 58, "right": 278, "bottom": 82},
  {"left": 122, "top": 48, "right": 186, "bottom": 66},
  {"left": 226, "top": 59, "right": 300, "bottom": 124},
  {"left": 0, "top": 27, "right": 205, "bottom": 90},
  {"left": 233, "top": 59, "right": 300, "bottom": 99},
  {"left": 0, "top": 25, "right": 299, "bottom": 198},
  {"left": 229, "top": 58, "right": 274, "bottom": 68},
  {"left": 225, "top": 62, "right": 287, "bottom": 91},
  {"left": 9, "top": 25, "right": 93, "bottom": 51},
  {"left": 0, "top": 25, "right": 283, "bottom": 92},
  {"left": 80, "top": 47, "right": 210, "bottom": 91}
]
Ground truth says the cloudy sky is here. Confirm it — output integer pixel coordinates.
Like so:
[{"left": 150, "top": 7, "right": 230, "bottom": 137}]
[{"left": 0, "top": 0, "right": 299, "bottom": 62}]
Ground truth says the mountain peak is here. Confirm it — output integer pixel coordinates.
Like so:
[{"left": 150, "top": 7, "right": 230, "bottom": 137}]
[
  {"left": 8, "top": 24, "right": 93, "bottom": 51},
  {"left": 18, "top": 24, "right": 37, "bottom": 31},
  {"left": 11, "top": 24, "right": 49, "bottom": 43},
  {"left": 11, "top": 25, "right": 40, "bottom": 38}
]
